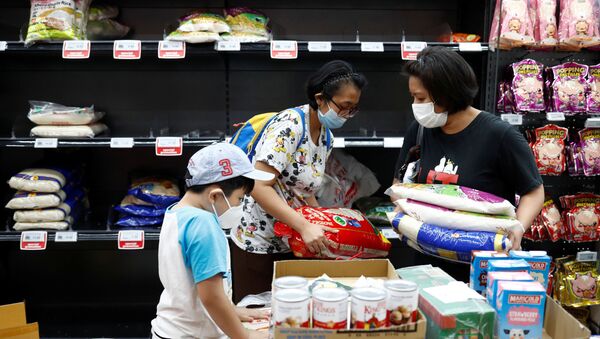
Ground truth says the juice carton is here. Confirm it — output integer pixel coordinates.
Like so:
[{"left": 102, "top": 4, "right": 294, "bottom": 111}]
[
  {"left": 509, "top": 250, "right": 552, "bottom": 289},
  {"left": 496, "top": 281, "right": 546, "bottom": 339},
  {"left": 486, "top": 271, "right": 534, "bottom": 307},
  {"left": 470, "top": 251, "right": 510, "bottom": 293},
  {"left": 488, "top": 259, "right": 530, "bottom": 274}
]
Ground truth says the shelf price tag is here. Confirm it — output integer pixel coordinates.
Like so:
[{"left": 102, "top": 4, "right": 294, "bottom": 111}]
[
  {"left": 158, "top": 41, "right": 186, "bottom": 59},
  {"left": 270, "top": 40, "right": 298, "bottom": 59},
  {"left": 118, "top": 230, "right": 145, "bottom": 250},
  {"left": 576, "top": 251, "right": 597, "bottom": 262},
  {"left": 361, "top": 42, "right": 384, "bottom": 52},
  {"left": 20, "top": 231, "right": 47, "bottom": 251},
  {"left": 155, "top": 137, "right": 183, "bottom": 156},
  {"left": 55, "top": 231, "right": 77, "bottom": 243},
  {"left": 308, "top": 41, "right": 332, "bottom": 52},
  {"left": 546, "top": 112, "right": 566, "bottom": 121},
  {"left": 0, "top": 41, "right": 6, "bottom": 51},
  {"left": 458, "top": 42, "right": 482, "bottom": 52},
  {"left": 501, "top": 114, "right": 523, "bottom": 126},
  {"left": 401, "top": 41, "right": 427, "bottom": 60},
  {"left": 333, "top": 137, "right": 345, "bottom": 148},
  {"left": 383, "top": 137, "right": 404, "bottom": 148},
  {"left": 216, "top": 41, "right": 241, "bottom": 51},
  {"left": 110, "top": 137, "right": 134, "bottom": 148},
  {"left": 585, "top": 117, "right": 600, "bottom": 128},
  {"left": 34, "top": 138, "right": 58, "bottom": 148},
  {"left": 62, "top": 40, "right": 91, "bottom": 59},
  {"left": 113, "top": 40, "right": 142, "bottom": 59}
]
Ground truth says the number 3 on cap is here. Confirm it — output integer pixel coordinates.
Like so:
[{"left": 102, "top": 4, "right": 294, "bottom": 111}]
[{"left": 219, "top": 159, "right": 233, "bottom": 176}]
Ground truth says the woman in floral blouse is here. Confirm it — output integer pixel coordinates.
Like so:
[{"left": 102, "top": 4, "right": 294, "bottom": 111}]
[{"left": 231, "top": 60, "right": 367, "bottom": 301}]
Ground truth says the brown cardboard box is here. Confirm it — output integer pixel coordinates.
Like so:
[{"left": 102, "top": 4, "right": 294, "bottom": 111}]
[
  {"left": 0, "top": 302, "right": 39, "bottom": 339},
  {"left": 543, "top": 297, "right": 591, "bottom": 339},
  {"left": 273, "top": 259, "right": 426, "bottom": 339}
]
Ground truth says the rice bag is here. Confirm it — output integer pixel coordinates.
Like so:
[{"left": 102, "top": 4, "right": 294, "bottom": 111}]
[
  {"left": 558, "top": 0, "right": 600, "bottom": 50},
  {"left": 532, "top": 124, "right": 568, "bottom": 175},
  {"left": 25, "top": 0, "right": 91, "bottom": 46},
  {"left": 115, "top": 215, "right": 164, "bottom": 227},
  {"left": 31, "top": 123, "right": 108, "bottom": 138},
  {"left": 224, "top": 7, "right": 270, "bottom": 40},
  {"left": 176, "top": 12, "right": 230, "bottom": 33},
  {"left": 385, "top": 183, "right": 516, "bottom": 217},
  {"left": 588, "top": 65, "right": 600, "bottom": 113},
  {"left": 28, "top": 101, "right": 103, "bottom": 126},
  {"left": 220, "top": 31, "right": 269, "bottom": 43},
  {"left": 534, "top": 0, "right": 558, "bottom": 47},
  {"left": 13, "top": 217, "right": 73, "bottom": 231},
  {"left": 274, "top": 207, "right": 391, "bottom": 259},
  {"left": 552, "top": 62, "right": 589, "bottom": 113},
  {"left": 127, "top": 177, "right": 180, "bottom": 207},
  {"left": 489, "top": 0, "right": 536, "bottom": 49},
  {"left": 166, "top": 30, "right": 221, "bottom": 43},
  {"left": 87, "top": 19, "right": 129, "bottom": 40},
  {"left": 5, "top": 190, "right": 66, "bottom": 210},
  {"left": 512, "top": 59, "right": 546, "bottom": 112},
  {"left": 8, "top": 168, "right": 74, "bottom": 193},
  {"left": 88, "top": 4, "right": 118, "bottom": 21},
  {"left": 579, "top": 128, "right": 600, "bottom": 176},
  {"left": 114, "top": 195, "right": 166, "bottom": 218},
  {"left": 560, "top": 193, "right": 600, "bottom": 242},
  {"left": 13, "top": 187, "right": 84, "bottom": 222},
  {"left": 540, "top": 200, "right": 565, "bottom": 242},
  {"left": 562, "top": 260, "right": 600, "bottom": 307},
  {"left": 394, "top": 199, "right": 522, "bottom": 233}
]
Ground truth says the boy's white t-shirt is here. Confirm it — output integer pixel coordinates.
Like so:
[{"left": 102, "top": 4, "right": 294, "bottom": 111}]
[{"left": 151, "top": 206, "right": 232, "bottom": 339}]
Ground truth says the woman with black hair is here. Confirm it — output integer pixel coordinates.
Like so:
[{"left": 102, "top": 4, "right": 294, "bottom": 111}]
[
  {"left": 231, "top": 60, "right": 367, "bottom": 300},
  {"left": 394, "top": 46, "right": 544, "bottom": 251}
]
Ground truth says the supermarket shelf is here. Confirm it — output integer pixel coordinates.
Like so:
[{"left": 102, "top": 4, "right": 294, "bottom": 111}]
[
  {"left": 0, "top": 137, "right": 221, "bottom": 148},
  {"left": 0, "top": 228, "right": 229, "bottom": 242}
]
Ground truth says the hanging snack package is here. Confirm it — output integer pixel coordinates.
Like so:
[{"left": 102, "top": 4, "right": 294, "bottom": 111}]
[
  {"left": 562, "top": 260, "right": 600, "bottom": 307},
  {"left": 558, "top": 0, "right": 600, "bottom": 50},
  {"left": 489, "top": 0, "right": 535, "bottom": 49},
  {"left": 532, "top": 124, "right": 568, "bottom": 175},
  {"left": 223, "top": 7, "right": 270, "bottom": 42},
  {"left": 561, "top": 193, "right": 600, "bottom": 242},
  {"left": 552, "top": 62, "right": 589, "bottom": 113},
  {"left": 274, "top": 207, "right": 391, "bottom": 259},
  {"left": 579, "top": 128, "right": 600, "bottom": 176},
  {"left": 28, "top": 101, "right": 103, "bottom": 126},
  {"left": 539, "top": 200, "right": 565, "bottom": 242},
  {"left": 511, "top": 59, "right": 546, "bottom": 112},
  {"left": 25, "top": 0, "right": 92, "bottom": 46},
  {"left": 534, "top": 0, "right": 558, "bottom": 47},
  {"left": 127, "top": 177, "right": 181, "bottom": 207},
  {"left": 114, "top": 195, "right": 167, "bottom": 218},
  {"left": 167, "top": 11, "right": 228, "bottom": 43},
  {"left": 587, "top": 64, "right": 600, "bottom": 113}
]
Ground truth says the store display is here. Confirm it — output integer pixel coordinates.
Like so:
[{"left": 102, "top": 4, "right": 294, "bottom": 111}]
[
  {"left": 312, "top": 288, "right": 349, "bottom": 329},
  {"left": 552, "top": 62, "right": 589, "bottom": 113},
  {"left": 273, "top": 288, "right": 311, "bottom": 328},
  {"left": 350, "top": 287, "right": 387, "bottom": 329},
  {"left": 512, "top": 59, "right": 546, "bottom": 112},
  {"left": 167, "top": 11, "right": 228, "bottom": 43},
  {"left": 384, "top": 280, "right": 418, "bottom": 326},
  {"left": 470, "top": 251, "right": 511, "bottom": 293},
  {"left": 489, "top": 0, "right": 535, "bottom": 49},
  {"left": 222, "top": 7, "right": 270, "bottom": 43},
  {"left": 532, "top": 124, "right": 568, "bottom": 175},
  {"left": 579, "top": 128, "right": 600, "bottom": 176},
  {"left": 509, "top": 251, "right": 552, "bottom": 289},
  {"left": 533, "top": 0, "right": 558, "bottom": 48},
  {"left": 486, "top": 271, "right": 535, "bottom": 306},
  {"left": 28, "top": 101, "right": 103, "bottom": 126},
  {"left": 558, "top": 0, "right": 600, "bottom": 50},
  {"left": 495, "top": 281, "right": 547, "bottom": 339},
  {"left": 560, "top": 193, "right": 600, "bottom": 242},
  {"left": 25, "top": 0, "right": 92, "bottom": 46}
]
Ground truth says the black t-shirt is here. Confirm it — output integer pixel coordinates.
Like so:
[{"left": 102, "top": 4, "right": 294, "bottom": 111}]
[{"left": 395, "top": 112, "right": 542, "bottom": 205}]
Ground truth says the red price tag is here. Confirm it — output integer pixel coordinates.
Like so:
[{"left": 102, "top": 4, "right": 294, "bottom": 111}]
[
  {"left": 20, "top": 231, "right": 47, "bottom": 251},
  {"left": 158, "top": 41, "right": 186, "bottom": 59},
  {"left": 270, "top": 40, "right": 298, "bottom": 59},
  {"left": 113, "top": 40, "right": 142, "bottom": 60},
  {"left": 118, "top": 230, "right": 145, "bottom": 250},
  {"left": 62, "top": 40, "right": 91, "bottom": 59},
  {"left": 401, "top": 41, "right": 427, "bottom": 60},
  {"left": 155, "top": 137, "right": 183, "bottom": 156}
]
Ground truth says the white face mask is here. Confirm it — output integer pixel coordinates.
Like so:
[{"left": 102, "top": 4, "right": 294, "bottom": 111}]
[
  {"left": 211, "top": 191, "right": 243, "bottom": 230},
  {"left": 412, "top": 102, "right": 448, "bottom": 128}
]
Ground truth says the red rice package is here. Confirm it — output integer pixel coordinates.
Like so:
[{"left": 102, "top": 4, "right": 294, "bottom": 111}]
[
  {"left": 274, "top": 206, "right": 391, "bottom": 259},
  {"left": 534, "top": 0, "right": 558, "bottom": 48},
  {"left": 490, "top": 0, "right": 535, "bottom": 49},
  {"left": 552, "top": 62, "right": 589, "bottom": 114},
  {"left": 587, "top": 64, "right": 600, "bottom": 113},
  {"left": 512, "top": 59, "right": 546, "bottom": 112},
  {"left": 579, "top": 128, "right": 600, "bottom": 176},
  {"left": 540, "top": 200, "right": 565, "bottom": 241},
  {"left": 560, "top": 193, "right": 600, "bottom": 242},
  {"left": 558, "top": 0, "right": 600, "bottom": 50},
  {"left": 532, "top": 124, "right": 568, "bottom": 175}
]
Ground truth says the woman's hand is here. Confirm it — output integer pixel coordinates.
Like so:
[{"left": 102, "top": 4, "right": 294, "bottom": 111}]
[
  {"left": 236, "top": 307, "right": 270, "bottom": 322},
  {"left": 508, "top": 223, "right": 525, "bottom": 251},
  {"left": 299, "top": 221, "right": 338, "bottom": 254}
]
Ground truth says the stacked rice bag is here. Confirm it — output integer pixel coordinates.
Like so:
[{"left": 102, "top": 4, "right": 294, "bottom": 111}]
[
  {"left": 25, "top": 0, "right": 92, "bottom": 46},
  {"left": 6, "top": 167, "right": 86, "bottom": 231},
  {"left": 167, "top": 11, "right": 230, "bottom": 43},
  {"left": 28, "top": 101, "right": 108, "bottom": 138},
  {"left": 386, "top": 184, "right": 516, "bottom": 263},
  {"left": 86, "top": 3, "right": 129, "bottom": 40},
  {"left": 222, "top": 7, "right": 271, "bottom": 43},
  {"left": 114, "top": 177, "right": 180, "bottom": 227}
]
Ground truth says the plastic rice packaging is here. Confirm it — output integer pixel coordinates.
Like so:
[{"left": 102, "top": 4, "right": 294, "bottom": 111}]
[
  {"left": 223, "top": 7, "right": 270, "bottom": 42},
  {"left": 127, "top": 177, "right": 180, "bottom": 207},
  {"left": 28, "top": 101, "right": 104, "bottom": 126},
  {"left": 114, "top": 195, "right": 166, "bottom": 218},
  {"left": 8, "top": 168, "right": 76, "bottom": 193}
]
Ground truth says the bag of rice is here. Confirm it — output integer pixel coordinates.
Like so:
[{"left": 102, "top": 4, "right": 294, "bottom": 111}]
[
  {"left": 31, "top": 123, "right": 108, "bottom": 138},
  {"left": 5, "top": 190, "right": 66, "bottom": 209},
  {"left": 127, "top": 177, "right": 180, "bottom": 207},
  {"left": 114, "top": 195, "right": 166, "bottom": 217},
  {"left": 28, "top": 101, "right": 103, "bottom": 126},
  {"left": 25, "top": 0, "right": 91, "bottom": 46},
  {"left": 14, "top": 217, "right": 73, "bottom": 231},
  {"left": 13, "top": 187, "right": 84, "bottom": 222},
  {"left": 166, "top": 30, "right": 221, "bottom": 43},
  {"left": 386, "top": 183, "right": 516, "bottom": 217},
  {"left": 224, "top": 7, "right": 270, "bottom": 42},
  {"left": 115, "top": 215, "right": 164, "bottom": 227},
  {"left": 8, "top": 168, "right": 74, "bottom": 193},
  {"left": 176, "top": 12, "right": 230, "bottom": 33}
]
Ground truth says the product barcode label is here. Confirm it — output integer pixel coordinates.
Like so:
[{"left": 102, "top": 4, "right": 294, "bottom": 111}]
[
  {"left": 0, "top": 41, "right": 7, "bottom": 51},
  {"left": 585, "top": 117, "right": 600, "bottom": 128},
  {"left": 113, "top": 40, "right": 142, "bottom": 59},
  {"left": 20, "top": 231, "right": 47, "bottom": 250},
  {"left": 158, "top": 41, "right": 186, "bottom": 59},
  {"left": 34, "top": 138, "right": 58, "bottom": 148},
  {"left": 576, "top": 251, "right": 597, "bottom": 262},
  {"left": 401, "top": 41, "right": 427, "bottom": 60},
  {"left": 458, "top": 42, "right": 482, "bottom": 52},
  {"left": 501, "top": 114, "right": 523, "bottom": 125},
  {"left": 308, "top": 41, "right": 332, "bottom": 52},
  {"left": 110, "top": 138, "right": 134, "bottom": 148},
  {"left": 215, "top": 41, "right": 241, "bottom": 51},
  {"left": 361, "top": 42, "right": 384, "bottom": 52},
  {"left": 55, "top": 231, "right": 77, "bottom": 242},
  {"left": 546, "top": 112, "right": 566, "bottom": 121},
  {"left": 380, "top": 228, "right": 400, "bottom": 239},
  {"left": 270, "top": 40, "right": 298, "bottom": 59}
]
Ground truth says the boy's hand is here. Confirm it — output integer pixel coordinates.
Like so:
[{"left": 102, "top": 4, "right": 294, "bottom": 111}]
[
  {"left": 248, "top": 329, "right": 269, "bottom": 339},
  {"left": 236, "top": 307, "right": 270, "bottom": 322}
]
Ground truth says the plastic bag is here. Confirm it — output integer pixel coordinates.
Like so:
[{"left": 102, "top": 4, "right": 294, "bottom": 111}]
[
  {"left": 587, "top": 64, "right": 600, "bottom": 113},
  {"left": 562, "top": 260, "right": 600, "bottom": 307},
  {"left": 558, "top": 0, "right": 600, "bottom": 50},
  {"left": 28, "top": 101, "right": 103, "bottom": 126},
  {"left": 552, "top": 62, "right": 589, "bottom": 113},
  {"left": 560, "top": 193, "right": 600, "bottom": 242},
  {"left": 25, "top": 0, "right": 92, "bottom": 46},
  {"left": 14, "top": 217, "right": 72, "bottom": 231},
  {"left": 177, "top": 12, "right": 230, "bottom": 33},
  {"left": 540, "top": 200, "right": 565, "bottom": 242},
  {"left": 274, "top": 207, "right": 391, "bottom": 259},
  {"left": 31, "top": 123, "right": 108, "bottom": 138},
  {"left": 87, "top": 19, "right": 129, "bottom": 40},
  {"left": 220, "top": 31, "right": 269, "bottom": 43},
  {"left": 13, "top": 187, "right": 84, "bottom": 222},
  {"left": 88, "top": 4, "right": 118, "bottom": 21},
  {"left": 115, "top": 215, "right": 164, "bottom": 227},
  {"left": 127, "top": 177, "right": 180, "bottom": 207},
  {"left": 8, "top": 168, "right": 75, "bottom": 193},
  {"left": 534, "top": 0, "right": 558, "bottom": 47},
  {"left": 512, "top": 59, "right": 546, "bottom": 112},
  {"left": 114, "top": 195, "right": 166, "bottom": 217},
  {"left": 166, "top": 30, "right": 220, "bottom": 43},
  {"left": 5, "top": 190, "right": 66, "bottom": 210},
  {"left": 225, "top": 7, "right": 270, "bottom": 37},
  {"left": 579, "top": 128, "right": 600, "bottom": 176},
  {"left": 489, "top": 0, "right": 536, "bottom": 49},
  {"left": 532, "top": 124, "right": 568, "bottom": 175}
]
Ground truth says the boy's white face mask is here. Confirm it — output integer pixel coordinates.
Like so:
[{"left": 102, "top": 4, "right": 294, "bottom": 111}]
[{"left": 211, "top": 191, "right": 243, "bottom": 230}]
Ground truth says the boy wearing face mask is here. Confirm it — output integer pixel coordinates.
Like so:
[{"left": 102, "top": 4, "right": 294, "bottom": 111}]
[{"left": 151, "top": 142, "right": 274, "bottom": 339}]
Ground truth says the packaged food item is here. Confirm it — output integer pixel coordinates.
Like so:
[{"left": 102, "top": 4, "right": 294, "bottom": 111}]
[
  {"left": 384, "top": 280, "right": 418, "bottom": 326},
  {"left": 496, "top": 281, "right": 546, "bottom": 339},
  {"left": 552, "top": 62, "right": 589, "bottom": 113},
  {"left": 274, "top": 207, "right": 391, "bottom": 259},
  {"left": 177, "top": 12, "right": 230, "bottom": 33},
  {"left": 587, "top": 64, "right": 600, "bottom": 113},
  {"left": 13, "top": 217, "right": 72, "bottom": 231},
  {"left": 534, "top": 0, "right": 558, "bottom": 47},
  {"left": 489, "top": 0, "right": 536, "bottom": 49},
  {"left": 273, "top": 276, "right": 308, "bottom": 294},
  {"left": 486, "top": 271, "right": 534, "bottom": 306},
  {"left": 386, "top": 183, "right": 516, "bottom": 217},
  {"left": 88, "top": 3, "right": 119, "bottom": 21},
  {"left": 5, "top": 190, "right": 66, "bottom": 210},
  {"left": 350, "top": 287, "right": 387, "bottom": 329},
  {"left": 166, "top": 30, "right": 220, "bottom": 43},
  {"left": 114, "top": 195, "right": 166, "bottom": 218},
  {"left": 13, "top": 187, "right": 84, "bottom": 222},
  {"left": 509, "top": 251, "right": 552, "bottom": 289},
  {"left": 532, "top": 124, "right": 568, "bottom": 175},
  {"left": 354, "top": 197, "right": 395, "bottom": 225},
  {"left": 539, "top": 200, "right": 565, "bottom": 241},
  {"left": 224, "top": 7, "right": 270, "bottom": 42},
  {"left": 558, "top": 0, "right": 600, "bottom": 50},
  {"left": 25, "top": 0, "right": 92, "bottom": 46},
  {"left": 312, "top": 287, "right": 349, "bottom": 329},
  {"left": 470, "top": 251, "right": 511, "bottom": 293},
  {"left": 512, "top": 59, "right": 546, "bottom": 112},
  {"left": 579, "top": 128, "right": 600, "bottom": 176},
  {"left": 31, "top": 123, "right": 108, "bottom": 138},
  {"left": 441, "top": 33, "right": 481, "bottom": 43},
  {"left": 28, "top": 101, "right": 103, "bottom": 126},
  {"left": 560, "top": 193, "right": 600, "bottom": 242},
  {"left": 562, "top": 260, "right": 600, "bottom": 307},
  {"left": 273, "top": 288, "right": 310, "bottom": 328},
  {"left": 8, "top": 168, "right": 73, "bottom": 193},
  {"left": 86, "top": 19, "right": 129, "bottom": 40},
  {"left": 488, "top": 259, "right": 531, "bottom": 274},
  {"left": 115, "top": 215, "right": 163, "bottom": 227},
  {"left": 567, "top": 142, "right": 585, "bottom": 176},
  {"left": 127, "top": 177, "right": 181, "bottom": 207},
  {"left": 395, "top": 198, "right": 522, "bottom": 233}
]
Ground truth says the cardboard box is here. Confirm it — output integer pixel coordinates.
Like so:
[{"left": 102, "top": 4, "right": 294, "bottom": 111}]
[
  {"left": 273, "top": 259, "right": 427, "bottom": 339},
  {"left": 0, "top": 302, "right": 39, "bottom": 339},
  {"left": 543, "top": 297, "right": 591, "bottom": 339}
]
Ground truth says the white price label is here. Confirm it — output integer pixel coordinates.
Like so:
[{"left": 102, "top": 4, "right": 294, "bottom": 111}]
[
  {"left": 383, "top": 137, "right": 404, "bottom": 148},
  {"left": 0, "top": 41, "right": 6, "bottom": 51},
  {"left": 458, "top": 42, "right": 483, "bottom": 52},
  {"left": 34, "top": 138, "right": 58, "bottom": 148},
  {"left": 585, "top": 117, "right": 600, "bottom": 128},
  {"left": 216, "top": 41, "right": 241, "bottom": 51},
  {"left": 308, "top": 41, "right": 332, "bottom": 52},
  {"left": 546, "top": 112, "right": 566, "bottom": 121},
  {"left": 401, "top": 41, "right": 427, "bottom": 60},
  {"left": 270, "top": 40, "right": 298, "bottom": 59},
  {"left": 333, "top": 137, "right": 345, "bottom": 148},
  {"left": 118, "top": 230, "right": 145, "bottom": 250},
  {"left": 381, "top": 228, "right": 400, "bottom": 239},
  {"left": 55, "top": 231, "right": 77, "bottom": 242},
  {"left": 155, "top": 137, "right": 183, "bottom": 156},
  {"left": 20, "top": 231, "right": 47, "bottom": 250},
  {"left": 577, "top": 251, "right": 597, "bottom": 262},
  {"left": 501, "top": 114, "right": 523, "bottom": 125},
  {"left": 113, "top": 40, "right": 142, "bottom": 59},
  {"left": 110, "top": 137, "right": 134, "bottom": 148},
  {"left": 158, "top": 41, "right": 186, "bottom": 59},
  {"left": 361, "top": 42, "right": 384, "bottom": 52}
]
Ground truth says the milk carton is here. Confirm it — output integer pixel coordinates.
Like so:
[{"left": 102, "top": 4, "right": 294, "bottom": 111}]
[
  {"left": 496, "top": 281, "right": 546, "bottom": 339},
  {"left": 486, "top": 271, "right": 534, "bottom": 307},
  {"left": 470, "top": 251, "right": 510, "bottom": 293},
  {"left": 487, "top": 259, "right": 530, "bottom": 275},
  {"left": 509, "top": 250, "right": 552, "bottom": 289}
]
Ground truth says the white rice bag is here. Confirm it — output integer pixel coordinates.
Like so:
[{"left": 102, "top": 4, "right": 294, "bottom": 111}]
[
  {"left": 166, "top": 30, "right": 220, "bottom": 43},
  {"left": 395, "top": 199, "right": 522, "bottom": 233},
  {"left": 5, "top": 190, "right": 66, "bottom": 209},
  {"left": 8, "top": 168, "right": 67, "bottom": 193},
  {"left": 31, "top": 123, "right": 108, "bottom": 138},
  {"left": 28, "top": 101, "right": 104, "bottom": 126},
  {"left": 13, "top": 203, "right": 70, "bottom": 222},
  {"left": 386, "top": 183, "right": 516, "bottom": 217},
  {"left": 13, "top": 217, "right": 72, "bottom": 231}
]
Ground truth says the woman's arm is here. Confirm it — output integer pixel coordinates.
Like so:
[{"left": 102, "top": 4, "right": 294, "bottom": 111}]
[{"left": 511, "top": 184, "right": 545, "bottom": 250}]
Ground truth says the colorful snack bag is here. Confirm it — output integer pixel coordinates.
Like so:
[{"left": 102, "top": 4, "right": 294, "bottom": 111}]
[
  {"left": 552, "top": 62, "right": 589, "bottom": 113},
  {"left": 579, "top": 128, "right": 600, "bottom": 176},
  {"left": 567, "top": 142, "right": 585, "bottom": 176},
  {"left": 512, "top": 59, "right": 546, "bottom": 112},
  {"left": 25, "top": 0, "right": 92, "bottom": 46},
  {"left": 532, "top": 124, "right": 568, "bottom": 175},
  {"left": 489, "top": 0, "right": 536, "bottom": 49},
  {"left": 534, "top": 0, "right": 558, "bottom": 47},
  {"left": 558, "top": 0, "right": 600, "bottom": 50},
  {"left": 470, "top": 251, "right": 511, "bottom": 293},
  {"left": 562, "top": 260, "right": 600, "bottom": 307},
  {"left": 496, "top": 281, "right": 546, "bottom": 339},
  {"left": 486, "top": 271, "right": 534, "bottom": 306},
  {"left": 539, "top": 200, "right": 565, "bottom": 242},
  {"left": 509, "top": 250, "right": 552, "bottom": 289},
  {"left": 588, "top": 64, "right": 600, "bottom": 113},
  {"left": 561, "top": 193, "right": 600, "bottom": 242}
]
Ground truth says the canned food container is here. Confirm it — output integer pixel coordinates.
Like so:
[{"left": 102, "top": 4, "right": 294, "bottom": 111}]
[
  {"left": 273, "top": 276, "right": 308, "bottom": 294},
  {"left": 384, "top": 279, "right": 419, "bottom": 326},
  {"left": 274, "top": 288, "right": 310, "bottom": 328},
  {"left": 312, "top": 287, "right": 349, "bottom": 329},
  {"left": 350, "top": 287, "right": 387, "bottom": 329}
]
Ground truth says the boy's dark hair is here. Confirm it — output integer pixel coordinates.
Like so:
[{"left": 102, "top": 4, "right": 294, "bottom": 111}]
[
  {"left": 403, "top": 46, "right": 479, "bottom": 114},
  {"left": 306, "top": 60, "right": 368, "bottom": 110},
  {"left": 185, "top": 170, "right": 255, "bottom": 196}
]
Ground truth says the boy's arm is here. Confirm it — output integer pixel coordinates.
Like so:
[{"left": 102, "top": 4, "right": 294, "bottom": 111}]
[{"left": 197, "top": 275, "right": 248, "bottom": 339}]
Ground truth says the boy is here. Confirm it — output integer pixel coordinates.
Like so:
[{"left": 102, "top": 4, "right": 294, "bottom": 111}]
[{"left": 151, "top": 143, "right": 274, "bottom": 339}]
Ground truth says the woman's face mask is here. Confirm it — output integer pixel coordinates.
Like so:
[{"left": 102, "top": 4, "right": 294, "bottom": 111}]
[{"left": 409, "top": 76, "right": 448, "bottom": 128}]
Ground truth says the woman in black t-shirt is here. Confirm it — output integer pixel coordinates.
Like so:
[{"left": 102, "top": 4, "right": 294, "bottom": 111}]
[{"left": 394, "top": 46, "right": 544, "bottom": 250}]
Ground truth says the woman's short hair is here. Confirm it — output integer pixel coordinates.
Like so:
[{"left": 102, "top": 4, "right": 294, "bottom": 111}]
[{"left": 306, "top": 60, "right": 367, "bottom": 110}]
